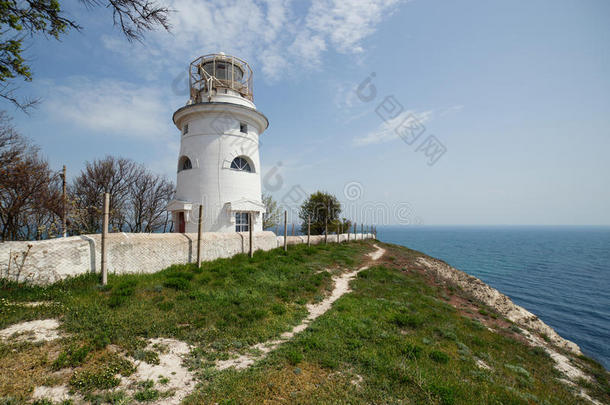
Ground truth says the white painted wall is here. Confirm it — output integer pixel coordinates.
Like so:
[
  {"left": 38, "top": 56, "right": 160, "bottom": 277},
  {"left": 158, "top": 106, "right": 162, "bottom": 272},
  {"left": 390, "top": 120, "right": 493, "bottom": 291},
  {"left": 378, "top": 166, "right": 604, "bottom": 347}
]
[
  {"left": 170, "top": 76, "right": 268, "bottom": 234},
  {"left": 0, "top": 232, "right": 374, "bottom": 286}
]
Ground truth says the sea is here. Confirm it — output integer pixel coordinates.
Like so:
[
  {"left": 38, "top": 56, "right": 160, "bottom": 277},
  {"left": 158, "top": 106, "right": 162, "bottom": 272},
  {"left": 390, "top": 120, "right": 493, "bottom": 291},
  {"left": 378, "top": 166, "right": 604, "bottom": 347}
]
[{"left": 376, "top": 225, "right": 610, "bottom": 370}]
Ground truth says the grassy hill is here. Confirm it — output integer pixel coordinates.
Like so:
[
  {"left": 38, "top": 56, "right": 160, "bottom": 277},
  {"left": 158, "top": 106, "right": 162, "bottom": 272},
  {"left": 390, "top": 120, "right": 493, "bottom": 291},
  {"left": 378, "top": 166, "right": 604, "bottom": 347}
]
[{"left": 0, "top": 240, "right": 608, "bottom": 404}]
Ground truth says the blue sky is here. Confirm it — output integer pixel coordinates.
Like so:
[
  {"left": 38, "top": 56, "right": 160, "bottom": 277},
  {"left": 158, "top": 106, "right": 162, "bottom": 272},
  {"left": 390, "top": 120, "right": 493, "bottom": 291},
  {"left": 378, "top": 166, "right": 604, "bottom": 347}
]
[{"left": 7, "top": 0, "right": 610, "bottom": 225}]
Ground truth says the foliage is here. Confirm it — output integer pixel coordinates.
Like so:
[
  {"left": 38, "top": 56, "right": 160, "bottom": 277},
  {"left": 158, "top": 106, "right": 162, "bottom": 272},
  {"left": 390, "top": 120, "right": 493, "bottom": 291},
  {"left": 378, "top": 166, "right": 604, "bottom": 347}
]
[
  {"left": 262, "top": 193, "right": 281, "bottom": 230},
  {"left": 0, "top": 0, "right": 170, "bottom": 110},
  {"left": 298, "top": 191, "right": 342, "bottom": 235}
]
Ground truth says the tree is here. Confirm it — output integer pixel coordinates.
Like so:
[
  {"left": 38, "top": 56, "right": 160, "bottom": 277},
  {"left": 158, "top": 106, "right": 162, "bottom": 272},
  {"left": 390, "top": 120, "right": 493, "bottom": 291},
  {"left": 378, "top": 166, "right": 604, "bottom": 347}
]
[
  {"left": 126, "top": 169, "right": 174, "bottom": 232},
  {"left": 69, "top": 156, "right": 174, "bottom": 234},
  {"left": 0, "top": 0, "right": 170, "bottom": 110},
  {"left": 262, "top": 193, "right": 280, "bottom": 230},
  {"left": 298, "top": 191, "right": 342, "bottom": 235},
  {"left": 0, "top": 112, "right": 62, "bottom": 240}
]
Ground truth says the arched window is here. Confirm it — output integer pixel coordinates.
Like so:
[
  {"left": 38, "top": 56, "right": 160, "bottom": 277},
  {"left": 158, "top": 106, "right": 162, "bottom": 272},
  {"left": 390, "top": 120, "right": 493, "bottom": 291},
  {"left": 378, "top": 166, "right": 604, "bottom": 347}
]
[
  {"left": 178, "top": 156, "right": 192, "bottom": 172},
  {"left": 230, "top": 156, "right": 252, "bottom": 172}
]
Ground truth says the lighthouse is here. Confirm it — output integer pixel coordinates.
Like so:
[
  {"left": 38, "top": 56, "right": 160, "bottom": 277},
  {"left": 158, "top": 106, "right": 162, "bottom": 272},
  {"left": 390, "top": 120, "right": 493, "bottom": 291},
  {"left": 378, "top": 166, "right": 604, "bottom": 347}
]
[{"left": 167, "top": 53, "right": 268, "bottom": 233}]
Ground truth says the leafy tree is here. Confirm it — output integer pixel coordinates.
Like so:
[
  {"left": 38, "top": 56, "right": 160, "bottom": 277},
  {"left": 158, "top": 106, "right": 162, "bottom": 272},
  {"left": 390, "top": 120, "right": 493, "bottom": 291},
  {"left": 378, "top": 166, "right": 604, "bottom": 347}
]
[
  {"left": 0, "top": 0, "right": 170, "bottom": 110},
  {"left": 262, "top": 193, "right": 280, "bottom": 230},
  {"left": 298, "top": 191, "right": 342, "bottom": 235}
]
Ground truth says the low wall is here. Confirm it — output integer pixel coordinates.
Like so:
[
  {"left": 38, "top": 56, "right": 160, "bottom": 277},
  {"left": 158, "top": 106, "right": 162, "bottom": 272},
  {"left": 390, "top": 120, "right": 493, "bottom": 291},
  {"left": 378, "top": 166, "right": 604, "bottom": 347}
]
[{"left": 0, "top": 232, "right": 374, "bottom": 285}]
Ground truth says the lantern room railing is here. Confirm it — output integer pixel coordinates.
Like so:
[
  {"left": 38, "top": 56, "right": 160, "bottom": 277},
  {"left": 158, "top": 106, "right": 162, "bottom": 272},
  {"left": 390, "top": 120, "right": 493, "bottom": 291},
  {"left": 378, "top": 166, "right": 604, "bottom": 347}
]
[{"left": 189, "top": 54, "right": 254, "bottom": 102}]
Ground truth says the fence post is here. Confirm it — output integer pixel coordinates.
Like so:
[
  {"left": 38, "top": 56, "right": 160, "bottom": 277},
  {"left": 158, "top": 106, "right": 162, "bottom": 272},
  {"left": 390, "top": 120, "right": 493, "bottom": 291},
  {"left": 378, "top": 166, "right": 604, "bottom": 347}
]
[
  {"left": 283, "top": 210, "right": 288, "bottom": 251},
  {"left": 197, "top": 205, "right": 203, "bottom": 266},
  {"left": 249, "top": 212, "right": 253, "bottom": 258},
  {"left": 292, "top": 223, "right": 294, "bottom": 236},
  {"left": 337, "top": 224, "right": 340, "bottom": 243},
  {"left": 353, "top": 223, "right": 357, "bottom": 242},
  {"left": 101, "top": 192, "right": 109, "bottom": 285},
  {"left": 62, "top": 165, "right": 67, "bottom": 238},
  {"left": 347, "top": 223, "right": 350, "bottom": 242},
  {"left": 324, "top": 216, "right": 328, "bottom": 244},
  {"left": 361, "top": 223, "right": 364, "bottom": 240},
  {"left": 307, "top": 215, "right": 311, "bottom": 247}
]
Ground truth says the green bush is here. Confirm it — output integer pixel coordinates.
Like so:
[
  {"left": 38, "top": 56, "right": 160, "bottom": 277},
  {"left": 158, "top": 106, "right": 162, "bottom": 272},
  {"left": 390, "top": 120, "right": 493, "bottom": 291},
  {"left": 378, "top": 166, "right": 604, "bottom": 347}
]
[
  {"left": 52, "top": 344, "right": 91, "bottom": 370},
  {"left": 392, "top": 313, "right": 424, "bottom": 329},
  {"left": 400, "top": 342, "right": 423, "bottom": 359},
  {"left": 163, "top": 277, "right": 190, "bottom": 291},
  {"left": 429, "top": 350, "right": 450, "bottom": 364}
]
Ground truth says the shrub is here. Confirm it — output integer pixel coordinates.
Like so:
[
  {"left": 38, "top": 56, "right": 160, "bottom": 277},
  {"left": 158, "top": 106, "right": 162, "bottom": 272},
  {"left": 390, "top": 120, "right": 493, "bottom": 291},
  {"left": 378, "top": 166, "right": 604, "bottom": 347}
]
[
  {"left": 402, "top": 343, "right": 423, "bottom": 359},
  {"left": 271, "top": 303, "right": 286, "bottom": 315},
  {"left": 108, "top": 279, "right": 137, "bottom": 307},
  {"left": 134, "top": 380, "right": 159, "bottom": 401},
  {"left": 392, "top": 313, "right": 424, "bottom": 329},
  {"left": 133, "top": 349, "right": 160, "bottom": 365},
  {"left": 429, "top": 383, "right": 456, "bottom": 405},
  {"left": 157, "top": 301, "right": 174, "bottom": 311},
  {"left": 52, "top": 344, "right": 91, "bottom": 370},
  {"left": 163, "top": 277, "right": 190, "bottom": 291},
  {"left": 429, "top": 350, "right": 450, "bottom": 364},
  {"left": 285, "top": 348, "right": 303, "bottom": 365}
]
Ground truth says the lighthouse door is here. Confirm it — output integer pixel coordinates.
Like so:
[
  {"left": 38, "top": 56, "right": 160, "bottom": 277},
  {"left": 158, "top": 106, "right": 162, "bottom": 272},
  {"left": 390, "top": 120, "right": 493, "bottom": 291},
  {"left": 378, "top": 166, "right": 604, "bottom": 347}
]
[{"left": 178, "top": 212, "right": 185, "bottom": 233}]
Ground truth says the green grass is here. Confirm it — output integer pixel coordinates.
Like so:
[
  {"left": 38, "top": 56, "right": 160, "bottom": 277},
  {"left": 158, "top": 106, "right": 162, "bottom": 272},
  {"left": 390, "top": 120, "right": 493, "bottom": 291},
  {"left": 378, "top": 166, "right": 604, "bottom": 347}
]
[
  {"left": 0, "top": 242, "right": 370, "bottom": 401},
  {"left": 1, "top": 240, "right": 608, "bottom": 404},
  {"left": 186, "top": 244, "right": 610, "bottom": 405}
]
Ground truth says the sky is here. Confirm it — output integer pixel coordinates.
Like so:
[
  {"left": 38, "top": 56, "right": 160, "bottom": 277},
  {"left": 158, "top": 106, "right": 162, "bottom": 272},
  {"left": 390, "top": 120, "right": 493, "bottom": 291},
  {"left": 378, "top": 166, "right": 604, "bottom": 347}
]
[{"left": 6, "top": 0, "right": 610, "bottom": 226}]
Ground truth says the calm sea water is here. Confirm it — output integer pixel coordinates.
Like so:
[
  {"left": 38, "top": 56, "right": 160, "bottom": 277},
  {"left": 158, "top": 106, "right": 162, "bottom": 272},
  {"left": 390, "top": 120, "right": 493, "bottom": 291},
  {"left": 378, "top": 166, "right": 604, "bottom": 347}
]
[{"left": 377, "top": 226, "right": 610, "bottom": 369}]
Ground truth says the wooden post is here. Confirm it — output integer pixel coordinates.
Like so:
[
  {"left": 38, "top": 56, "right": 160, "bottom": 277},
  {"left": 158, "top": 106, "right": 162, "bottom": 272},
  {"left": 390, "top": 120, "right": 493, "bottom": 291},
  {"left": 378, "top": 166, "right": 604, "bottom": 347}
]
[
  {"left": 337, "top": 223, "right": 340, "bottom": 243},
  {"left": 324, "top": 216, "right": 328, "bottom": 244},
  {"left": 347, "top": 223, "right": 350, "bottom": 242},
  {"left": 353, "top": 223, "right": 357, "bottom": 242},
  {"left": 62, "top": 165, "right": 67, "bottom": 238},
  {"left": 291, "top": 223, "right": 294, "bottom": 236},
  {"left": 307, "top": 215, "right": 311, "bottom": 247},
  {"left": 196, "top": 205, "right": 203, "bottom": 266},
  {"left": 283, "top": 210, "right": 288, "bottom": 251},
  {"left": 361, "top": 223, "right": 364, "bottom": 240},
  {"left": 101, "top": 192, "right": 109, "bottom": 285},
  {"left": 249, "top": 212, "right": 253, "bottom": 258}
]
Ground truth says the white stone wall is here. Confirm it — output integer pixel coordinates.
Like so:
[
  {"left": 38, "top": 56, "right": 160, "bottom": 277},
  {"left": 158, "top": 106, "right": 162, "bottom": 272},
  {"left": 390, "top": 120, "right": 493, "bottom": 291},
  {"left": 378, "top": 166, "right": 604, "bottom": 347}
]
[{"left": 0, "top": 232, "right": 374, "bottom": 286}]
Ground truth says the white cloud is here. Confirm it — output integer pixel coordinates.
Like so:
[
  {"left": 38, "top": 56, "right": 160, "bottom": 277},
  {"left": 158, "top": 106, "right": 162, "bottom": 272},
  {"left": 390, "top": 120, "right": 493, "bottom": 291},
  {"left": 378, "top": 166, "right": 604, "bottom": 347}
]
[
  {"left": 354, "top": 110, "right": 433, "bottom": 146},
  {"left": 305, "top": 0, "right": 401, "bottom": 54},
  {"left": 43, "top": 77, "right": 174, "bottom": 139},
  {"left": 102, "top": 0, "right": 404, "bottom": 81}
]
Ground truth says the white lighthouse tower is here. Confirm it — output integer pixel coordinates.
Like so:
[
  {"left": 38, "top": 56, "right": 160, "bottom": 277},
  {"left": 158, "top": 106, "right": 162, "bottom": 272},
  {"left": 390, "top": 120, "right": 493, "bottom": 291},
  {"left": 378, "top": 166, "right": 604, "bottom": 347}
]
[{"left": 167, "top": 53, "right": 268, "bottom": 233}]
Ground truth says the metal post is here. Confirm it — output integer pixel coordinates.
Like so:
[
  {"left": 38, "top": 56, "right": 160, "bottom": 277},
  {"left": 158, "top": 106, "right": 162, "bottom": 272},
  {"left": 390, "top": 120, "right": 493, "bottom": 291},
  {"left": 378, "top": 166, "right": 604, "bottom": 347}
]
[
  {"left": 62, "top": 165, "right": 67, "bottom": 238},
  {"left": 249, "top": 212, "right": 253, "bottom": 258},
  {"left": 101, "top": 192, "right": 109, "bottom": 285},
  {"left": 283, "top": 211, "right": 287, "bottom": 251},
  {"left": 196, "top": 205, "right": 203, "bottom": 266},
  {"left": 307, "top": 215, "right": 311, "bottom": 247}
]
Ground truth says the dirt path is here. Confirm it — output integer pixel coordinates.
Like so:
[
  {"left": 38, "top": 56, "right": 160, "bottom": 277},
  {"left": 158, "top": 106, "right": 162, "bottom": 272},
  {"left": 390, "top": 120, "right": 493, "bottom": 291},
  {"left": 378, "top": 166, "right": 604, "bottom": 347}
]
[{"left": 216, "top": 244, "right": 386, "bottom": 370}]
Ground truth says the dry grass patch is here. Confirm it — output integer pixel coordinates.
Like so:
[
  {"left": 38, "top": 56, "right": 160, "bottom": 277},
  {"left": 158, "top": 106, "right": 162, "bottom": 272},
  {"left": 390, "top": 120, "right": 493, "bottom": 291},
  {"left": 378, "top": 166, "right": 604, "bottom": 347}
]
[{"left": 0, "top": 341, "right": 62, "bottom": 401}]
